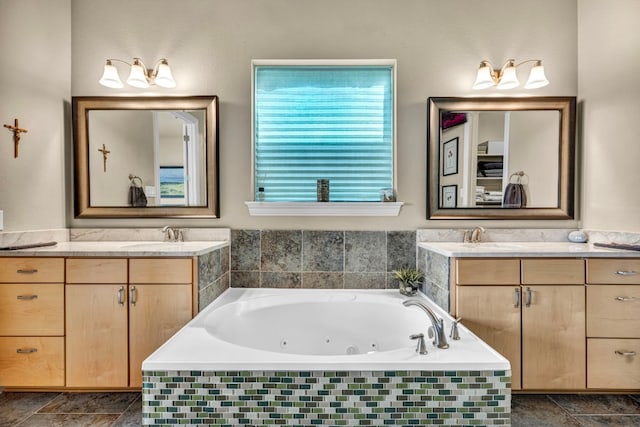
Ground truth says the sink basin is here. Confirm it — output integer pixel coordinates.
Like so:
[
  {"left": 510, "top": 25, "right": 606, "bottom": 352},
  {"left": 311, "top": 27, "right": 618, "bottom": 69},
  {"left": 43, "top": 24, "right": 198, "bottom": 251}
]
[
  {"left": 464, "top": 242, "right": 528, "bottom": 250},
  {"left": 123, "top": 242, "right": 189, "bottom": 250}
]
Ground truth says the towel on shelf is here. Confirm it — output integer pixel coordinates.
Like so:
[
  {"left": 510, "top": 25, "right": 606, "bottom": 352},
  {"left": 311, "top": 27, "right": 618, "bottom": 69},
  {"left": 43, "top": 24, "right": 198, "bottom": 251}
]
[
  {"left": 503, "top": 183, "right": 527, "bottom": 208},
  {"left": 477, "top": 161, "right": 503, "bottom": 170},
  {"left": 128, "top": 183, "right": 148, "bottom": 207},
  {"left": 478, "top": 169, "right": 503, "bottom": 177}
]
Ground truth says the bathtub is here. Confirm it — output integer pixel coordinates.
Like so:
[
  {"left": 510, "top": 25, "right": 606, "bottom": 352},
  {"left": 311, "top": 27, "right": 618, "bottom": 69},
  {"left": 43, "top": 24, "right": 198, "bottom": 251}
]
[{"left": 142, "top": 288, "right": 511, "bottom": 426}]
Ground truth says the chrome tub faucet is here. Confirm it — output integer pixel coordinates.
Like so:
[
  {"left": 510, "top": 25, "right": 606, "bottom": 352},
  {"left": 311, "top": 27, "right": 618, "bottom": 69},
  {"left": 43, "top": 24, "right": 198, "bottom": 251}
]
[{"left": 403, "top": 299, "right": 449, "bottom": 349}]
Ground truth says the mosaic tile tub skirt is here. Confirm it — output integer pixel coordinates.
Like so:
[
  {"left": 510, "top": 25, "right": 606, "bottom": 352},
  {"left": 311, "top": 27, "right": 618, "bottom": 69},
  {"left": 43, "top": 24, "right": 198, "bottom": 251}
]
[{"left": 142, "top": 369, "right": 511, "bottom": 426}]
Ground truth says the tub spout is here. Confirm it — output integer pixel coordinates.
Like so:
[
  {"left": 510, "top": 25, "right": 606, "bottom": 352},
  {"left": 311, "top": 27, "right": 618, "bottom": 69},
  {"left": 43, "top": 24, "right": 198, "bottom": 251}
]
[{"left": 402, "top": 299, "right": 449, "bottom": 349}]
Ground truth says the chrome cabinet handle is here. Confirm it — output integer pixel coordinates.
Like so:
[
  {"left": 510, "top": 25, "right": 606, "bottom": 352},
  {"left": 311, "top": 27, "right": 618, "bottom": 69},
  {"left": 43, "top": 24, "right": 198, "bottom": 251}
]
[
  {"left": 525, "top": 287, "right": 533, "bottom": 307},
  {"left": 16, "top": 348, "right": 37, "bottom": 354},
  {"left": 615, "top": 270, "right": 638, "bottom": 276},
  {"left": 17, "top": 295, "right": 38, "bottom": 301},
  {"left": 16, "top": 269, "right": 38, "bottom": 274},
  {"left": 514, "top": 288, "right": 521, "bottom": 308},
  {"left": 130, "top": 286, "right": 137, "bottom": 306},
  {"left": 615, "top": 350, "right": 637, "bottom": 357},
  {"left": 615, "top": 296, "right": 638, "bottom": 302},
  {"left": 117, "top": 286, "right": 125, "bottom": 305}
]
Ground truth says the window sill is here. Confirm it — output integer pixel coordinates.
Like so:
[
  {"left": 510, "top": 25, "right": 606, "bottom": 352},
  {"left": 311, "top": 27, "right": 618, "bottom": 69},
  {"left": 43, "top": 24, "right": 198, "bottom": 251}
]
[{"left": 245, "top": 202, "right": 404, "bottom": 217}]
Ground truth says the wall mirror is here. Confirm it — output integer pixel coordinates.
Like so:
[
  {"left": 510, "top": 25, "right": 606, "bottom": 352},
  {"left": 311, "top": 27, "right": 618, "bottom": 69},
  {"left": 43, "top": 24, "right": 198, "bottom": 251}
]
[
  {"left": 427, "top": 97, "right": 575, "bottom": 219},
  {"left": 73, "top": 96, "right": 219, "bottom": 218}
]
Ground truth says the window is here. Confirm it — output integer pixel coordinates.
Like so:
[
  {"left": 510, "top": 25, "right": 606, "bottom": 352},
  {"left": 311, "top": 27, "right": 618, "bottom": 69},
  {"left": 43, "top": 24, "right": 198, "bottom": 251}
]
[{"left": 252, "top": 60, "right": 396, "bottom": 202}]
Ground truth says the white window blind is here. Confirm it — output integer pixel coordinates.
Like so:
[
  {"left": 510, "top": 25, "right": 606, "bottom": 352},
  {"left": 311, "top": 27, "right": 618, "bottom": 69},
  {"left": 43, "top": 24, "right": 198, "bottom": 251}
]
[{"left": 253, "top": 63, "right": 394, "bottom": 202}]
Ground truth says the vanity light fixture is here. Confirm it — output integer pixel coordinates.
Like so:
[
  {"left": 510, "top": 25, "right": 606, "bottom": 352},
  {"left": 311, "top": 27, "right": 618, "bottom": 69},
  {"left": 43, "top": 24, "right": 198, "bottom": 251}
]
[
  {"left": 99, "top": 58, "right": 177, "bottom": 89},
  {"left": 472, "top": 59, "right": 549, "bottom": 90}
]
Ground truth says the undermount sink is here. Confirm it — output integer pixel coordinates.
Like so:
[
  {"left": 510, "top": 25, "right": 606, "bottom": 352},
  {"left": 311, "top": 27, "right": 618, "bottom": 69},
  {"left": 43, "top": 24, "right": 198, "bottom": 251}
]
[
  {"left": 464, "top": 242, "right": 528, "bottom": 250},
  {"left": 123, "top": 242, "right": 189, "bottom": 249}
]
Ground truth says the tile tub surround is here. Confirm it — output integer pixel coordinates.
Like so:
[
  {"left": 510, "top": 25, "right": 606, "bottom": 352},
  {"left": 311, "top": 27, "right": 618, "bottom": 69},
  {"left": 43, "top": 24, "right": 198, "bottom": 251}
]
[
  {"left": 230, "top": 230, "right": 416, "bottom": 289},
  {"left": 142, "top": 369, "right": 511, "bottom": 426},
  {"left": 417, "top": 247, "right": 451, "bottom": 311},
  {"left": 197, "top": 245, "right": 230, "bottom": 311},
  {"left": 141, "top": 288, "right": 511, "bottom": 425}
]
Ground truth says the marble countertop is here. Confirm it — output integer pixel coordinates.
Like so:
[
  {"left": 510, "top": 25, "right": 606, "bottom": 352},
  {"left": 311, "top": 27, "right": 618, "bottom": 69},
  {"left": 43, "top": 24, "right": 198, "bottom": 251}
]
[
  {"left": 0, "top": 240, "right": 228, "bottom": 257},
  {"left": 418, "top": 242, "right": 640, "bottom": 258}
]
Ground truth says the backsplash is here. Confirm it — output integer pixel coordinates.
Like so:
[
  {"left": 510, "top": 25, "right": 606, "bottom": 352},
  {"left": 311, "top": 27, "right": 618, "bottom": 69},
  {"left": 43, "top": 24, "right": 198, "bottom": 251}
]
[{"left": 230, "top": 230, "right": 416, "bottom": 289}]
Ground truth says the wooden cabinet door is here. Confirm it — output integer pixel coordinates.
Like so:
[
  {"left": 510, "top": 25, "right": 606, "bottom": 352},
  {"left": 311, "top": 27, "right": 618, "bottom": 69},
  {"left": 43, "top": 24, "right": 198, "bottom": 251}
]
[
  {"left": 456, "top": 285, "right": 522, "bottom": 390},
  {"left": 128, "top": 284, "right": 192, "bottom": 387},
  {"left": 66, "top": 284, "right": 128, "bottom": 388},
  {"left": 522, "top": 285, "right": 585, "bottom": 390}
]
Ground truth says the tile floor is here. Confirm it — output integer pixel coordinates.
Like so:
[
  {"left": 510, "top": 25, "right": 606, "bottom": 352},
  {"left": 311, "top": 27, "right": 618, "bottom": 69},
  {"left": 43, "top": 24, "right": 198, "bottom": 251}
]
[{"left": 0, "top": 392, "right": 639, "bottom": 426}]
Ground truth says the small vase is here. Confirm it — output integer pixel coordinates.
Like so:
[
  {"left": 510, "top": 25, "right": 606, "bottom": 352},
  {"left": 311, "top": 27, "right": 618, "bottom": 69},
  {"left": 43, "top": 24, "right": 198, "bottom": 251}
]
[{"left": 399, "top": 281, "right": 418, "bottom": 297}]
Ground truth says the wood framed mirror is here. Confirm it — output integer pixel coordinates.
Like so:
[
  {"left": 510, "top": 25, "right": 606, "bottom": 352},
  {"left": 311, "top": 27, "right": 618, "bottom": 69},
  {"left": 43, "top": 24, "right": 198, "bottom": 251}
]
[
  {"left": 427, "top": 97, "right": 576, "bottom": 219},
  {"left": 73, "top": 96, "right": 219, "bottom": 218}
]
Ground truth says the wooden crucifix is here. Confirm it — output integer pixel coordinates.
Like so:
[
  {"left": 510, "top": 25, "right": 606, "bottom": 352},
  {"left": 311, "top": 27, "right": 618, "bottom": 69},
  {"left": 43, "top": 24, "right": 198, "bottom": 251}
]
[
  {"left": 97, "top": 143, "right": 110, "bottom": 172},
  {"left": 3, "top": 118, "right": 28, "bottom": 158}
]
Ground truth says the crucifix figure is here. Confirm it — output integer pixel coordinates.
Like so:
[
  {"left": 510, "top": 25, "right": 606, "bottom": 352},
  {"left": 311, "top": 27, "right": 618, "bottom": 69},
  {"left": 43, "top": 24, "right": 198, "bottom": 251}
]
[
  {"left": 3, "top": 118, "right": 28, "bottom": 158},
  {"left": 98, "top": 143, "right": 110, "bottom": 172}
]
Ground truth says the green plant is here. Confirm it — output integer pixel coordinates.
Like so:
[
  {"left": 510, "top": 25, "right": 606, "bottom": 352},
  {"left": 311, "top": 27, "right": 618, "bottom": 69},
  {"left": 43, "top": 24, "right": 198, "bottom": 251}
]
[{"left": 393, "top": 267, "right": 424, "bottom": 284}]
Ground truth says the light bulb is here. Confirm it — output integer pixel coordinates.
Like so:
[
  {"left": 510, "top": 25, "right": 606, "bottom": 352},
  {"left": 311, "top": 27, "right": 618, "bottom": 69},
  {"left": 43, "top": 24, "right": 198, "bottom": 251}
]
[
  {"left": 524, "top": 61, "right": 549, "bottom": 89},
  {"left": 127, "top": 59, "right": 150, "bottom": 88},
  {"left": 98, "top": 60, "right": 123, "bottom": 88},
  {"left": 154, "top": 60, "right": 177, "bottom": 88}
]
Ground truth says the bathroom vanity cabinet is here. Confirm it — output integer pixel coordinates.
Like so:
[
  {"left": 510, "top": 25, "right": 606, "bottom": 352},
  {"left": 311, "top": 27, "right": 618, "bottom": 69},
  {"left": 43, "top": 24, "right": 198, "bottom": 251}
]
[
  {"left": 441, "top": 250, "right": 640, "bottom": 392},
  {"left": 586, "top": 259, "right": 640, "bottom": 389},
  {"left": 0, "top": 240, "right": 227, "bottom": 390},
  {"left": 0, "top": 258, "right": 65, "bottom": 387},
  {"left": 455, "top": 258, "right": 586, "bottom": 391},
  {"left": 65, "top": 258, "right": 193, "bottom": 388}
]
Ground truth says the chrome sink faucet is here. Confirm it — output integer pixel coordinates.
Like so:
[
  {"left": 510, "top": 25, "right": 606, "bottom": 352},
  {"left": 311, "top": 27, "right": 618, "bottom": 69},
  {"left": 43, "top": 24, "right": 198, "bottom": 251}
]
[
  {"left": 402, "top": 299, "right": 449, "bottom": 349},
  {"left": 162, "top": 226, "right": 183, "bottom": 242},
  {"left": 464, "top": 226, "right": 485, "bottom": 243}
]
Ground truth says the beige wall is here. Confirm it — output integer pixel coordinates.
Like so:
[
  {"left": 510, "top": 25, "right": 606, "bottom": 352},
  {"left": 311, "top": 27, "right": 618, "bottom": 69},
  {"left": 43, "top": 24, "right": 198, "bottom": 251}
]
[
  {"left": 0, "top": 0, "right": 70, "bottom": 231},
  {"left": 579, "top": 0, "right": 640, "bottom": 232},
  {"left": 509, "top": 111, "right": 559, "bottom": 207},
  {"left": 88, "top": 110, "right": 155, "bottom": 206},
  {"left": 69, "top": 0, "right": 578, "bottom": 230},
  {"left": 4, "top": 1, "right": 639, "bottom": 233}
]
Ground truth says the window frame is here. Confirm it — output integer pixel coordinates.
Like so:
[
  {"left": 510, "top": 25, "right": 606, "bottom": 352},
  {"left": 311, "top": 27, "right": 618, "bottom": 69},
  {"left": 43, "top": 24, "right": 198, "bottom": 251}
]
[{"left": 250, "top": 59, "right": 398, "bottom": 207}]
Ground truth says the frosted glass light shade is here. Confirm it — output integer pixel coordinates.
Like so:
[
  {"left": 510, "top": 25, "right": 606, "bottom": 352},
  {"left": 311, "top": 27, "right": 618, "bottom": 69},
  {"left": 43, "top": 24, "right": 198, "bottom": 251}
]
[
  {"left": 497, "top": 63, "right": 519, "bottom": 90},
  {"left": 472, "top": 63, "right": 495, "bottom": 90},
  {"left": 524, "top": 61, "right": 549, "bottom": 89},
  {"left": 154, "top": 60, "right": 177, "bottom": 88},
  {"left": 127, "top": 60, "right": 150, "bottom": 88},
  {"left": 98, "top": 61, "right": 124, "bottom": 88}
]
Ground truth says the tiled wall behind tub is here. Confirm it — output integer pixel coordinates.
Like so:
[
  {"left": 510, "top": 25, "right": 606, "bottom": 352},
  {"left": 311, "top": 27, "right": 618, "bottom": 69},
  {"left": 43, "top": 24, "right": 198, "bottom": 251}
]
[
  {"left": 198, "top": 245, "right": 230, "bottom": 311},
  {"left": 230, "top": 230, "right": 416, "bottom": 289}
]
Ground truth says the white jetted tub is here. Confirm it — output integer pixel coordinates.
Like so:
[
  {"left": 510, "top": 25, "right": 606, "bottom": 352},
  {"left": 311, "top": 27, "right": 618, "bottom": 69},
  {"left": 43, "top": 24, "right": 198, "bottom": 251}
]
[{"left": 142, "top": 289, "right": 511, "bottom": 426}]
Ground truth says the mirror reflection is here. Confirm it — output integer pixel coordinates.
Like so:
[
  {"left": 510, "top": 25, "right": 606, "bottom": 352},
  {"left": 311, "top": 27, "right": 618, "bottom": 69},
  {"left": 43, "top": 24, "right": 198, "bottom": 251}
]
[
  {"left": 427, "top": 97, "right": 575, "bottom": 220},
  {"left": 88, "top": 109, "right": 207, "bottom": 207},
  {"left": 440, "top": 110, "right": 560, "bottom": 208},
  {"left": 73, "top": 96, "right": 219, "bottom": 218}
]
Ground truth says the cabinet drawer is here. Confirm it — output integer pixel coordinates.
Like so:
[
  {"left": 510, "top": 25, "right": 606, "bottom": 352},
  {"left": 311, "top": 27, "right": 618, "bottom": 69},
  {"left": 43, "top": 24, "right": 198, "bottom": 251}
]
[
  {"left": 587, "top": 285, "right": 640, "bottom": 338},
  {"left": 587, "top": 338, "right": 640, "bottom": 389},
  {"left": 129, "top": 258, "right": 192, "bottom": 284},
  {"left": 522, "top": 259, "right": 585, "bottom": 284},
  {"left": 456, "top": 259, "right": 520, "bottom": 285},
  {"left": 0, "top": 284, "right": 64, "bottom": 335},
  {"left": 0, "top": 336, "right": 64, "bottom": 387},
  {"left": 0, "top": 258, "right": 64, "bottom": 283},
  {"left": 587, "top": 259, "right": 640, "bottom": 284},
  {"left": 66, "top": 258, "right": 127, "bottom": 284}
]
